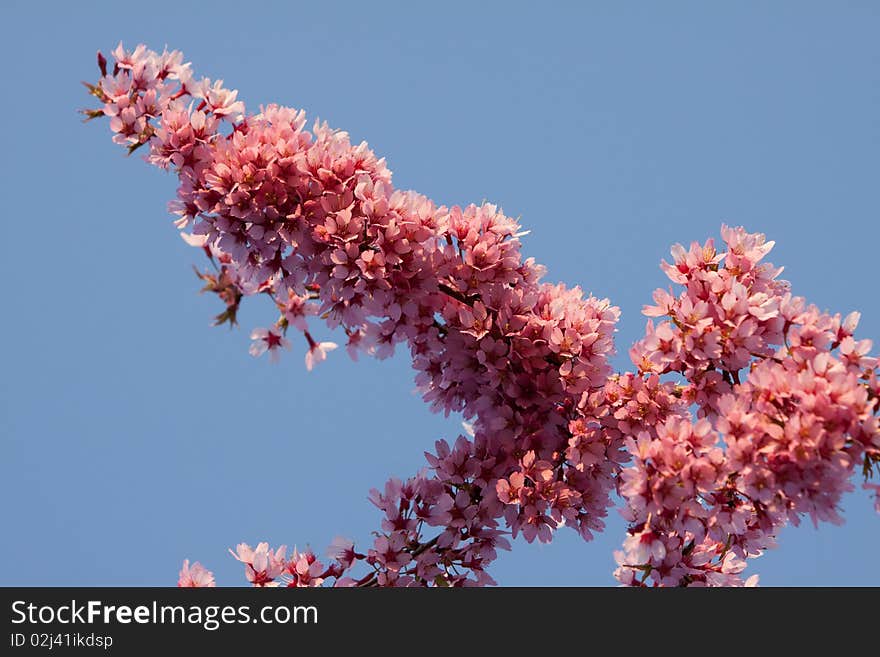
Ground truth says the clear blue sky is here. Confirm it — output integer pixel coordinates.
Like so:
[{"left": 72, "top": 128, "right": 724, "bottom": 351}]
[{"left": 2, "top": 1, "right": 878, "bottom": 586}]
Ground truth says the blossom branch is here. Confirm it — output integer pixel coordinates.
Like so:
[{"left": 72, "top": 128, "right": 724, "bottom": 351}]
[{"left": 82, "top": 43, "right": 878, "bottom": 589}]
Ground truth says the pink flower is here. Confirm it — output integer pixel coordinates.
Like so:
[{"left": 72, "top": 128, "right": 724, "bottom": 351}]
[
  {"left": 279, "top": 290, "right": 318, "bottom": 331},
  {"left": 327, "top": 537, "right": 358, "bottom": 569},
  {"left": 305, "top": 339, "right": 337, "bottom": 371},
  {"left": 177, "top": 560, "right": 215, "bottom": 587},
  {"left": 458, "top": 302, "right": 492, "bottom": 340},
  {"left": 370, "top": 532, "right": 411, "bottom": 572},
  {"left": 622, "top": 528, "right": 667, "bottom": 566},
  {"left": 193, "top": 78, "right": 245, "bottom": 121},
  {"left": 423, "top": 493, "right": 455, "bottom": 526},
  {"left": 496, "top": 472, "right": 525, "bottom": 505},
  {"left": 285, "top": 548, "right": 326, "bottom": 587},
  {"left": 229, "top": 542, "right": 287, "bottom": 587},
  {"left": 111, "top": 42, "right": 149, "bottom": 71},
  {"left": 249, "top": 327, "right": 290, "bottom": 363},
  {"left": 344, "top": 327, "right": 371, "bottom": 361}
]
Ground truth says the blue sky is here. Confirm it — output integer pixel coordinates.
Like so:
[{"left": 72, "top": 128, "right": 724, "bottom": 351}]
[{"left": 2, "top": 1, "right": 878, "bottom": 585}]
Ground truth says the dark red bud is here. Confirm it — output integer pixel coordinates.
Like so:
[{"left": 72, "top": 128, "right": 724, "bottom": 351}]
[{"left": 97, "top": 51, "right": 107, "bottom": 77}]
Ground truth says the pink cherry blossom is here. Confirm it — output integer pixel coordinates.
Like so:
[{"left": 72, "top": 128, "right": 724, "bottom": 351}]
[
  {"left": 192, "top": 78, "right": 245, "bottom": 121},
  {"left": 177, "top": 560, "right": 215, "bottom": 587},
  {"left": 229, "top": 542, "right": 287, "bottom": 587},
  {"left": 283, "top": 548, "right": 326, "bottom": 587},
  {"left": 279, "top": 289, "right": 319, "bottom": 331},
  {"left": 326, "top": 537, "right": 358, "bottom": 569},
  {"left": 249, "top": 327, "right": 290, "bottom": 363},
  {"left": 305, "top": 339, "right": 338, "bottom": 371}
]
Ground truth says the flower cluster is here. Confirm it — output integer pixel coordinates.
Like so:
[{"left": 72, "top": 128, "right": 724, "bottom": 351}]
[
  {"left": 84, "top": 45, "right": 878, "bottom": 587},
  {"left": 225, "top": 543, "right": 331, "bottom": 587},
  {"left": 87, "top": 44, "right": 624, "bottom": 587},
  {"left": 613, "top": 227, "right": 880, "bottom": 586}
]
